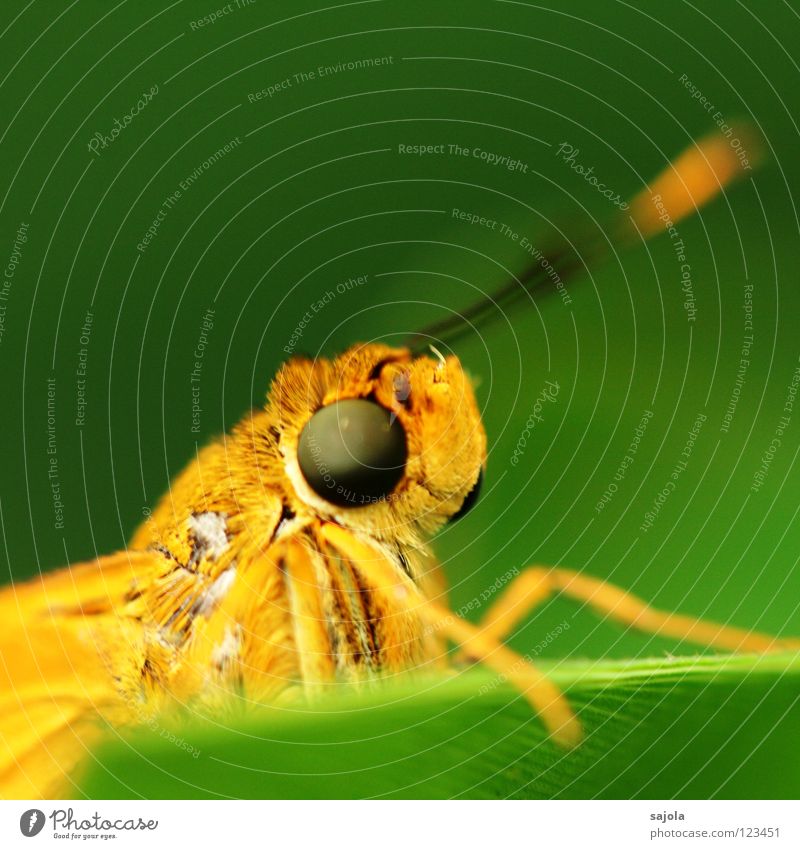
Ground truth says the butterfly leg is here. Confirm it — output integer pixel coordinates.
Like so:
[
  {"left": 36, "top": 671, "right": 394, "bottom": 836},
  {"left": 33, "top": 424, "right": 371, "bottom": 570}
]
[
  {"left": 420, "top": 596, "right": 583, "bottom": 747},
  {"left": 473, "top": 566, "right": 800, "bottom": 654},
  {"left": 277, "top": 540, "right": 338, "bottom": 692},
  {"left": 318, "top": 523, "right": 582, "bottom": 747}
]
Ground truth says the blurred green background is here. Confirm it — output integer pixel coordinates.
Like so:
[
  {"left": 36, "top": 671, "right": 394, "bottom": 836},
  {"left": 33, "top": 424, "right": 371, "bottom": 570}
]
[{"left": 1, "top": 0, "right": 799, "bottom": 798}]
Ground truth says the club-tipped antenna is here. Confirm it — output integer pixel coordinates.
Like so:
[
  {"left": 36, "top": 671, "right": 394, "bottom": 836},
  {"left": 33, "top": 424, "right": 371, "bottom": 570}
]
[{"left": 409, "top": 125, "right": 762, "bottom": 352}]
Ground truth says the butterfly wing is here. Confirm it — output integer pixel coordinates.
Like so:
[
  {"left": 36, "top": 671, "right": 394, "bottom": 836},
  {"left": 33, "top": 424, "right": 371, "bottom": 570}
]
[{"left": 0, "top": 550, "right": 162, "bottom": 799}]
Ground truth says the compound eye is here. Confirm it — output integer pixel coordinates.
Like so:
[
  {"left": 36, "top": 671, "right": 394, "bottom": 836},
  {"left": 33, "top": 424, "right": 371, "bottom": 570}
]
[
  {"left": 450, "top": 469, "right": 483, "bottom": 521},
  {"left": 297, "top": 399, "right": 407, "bottom": 507}
]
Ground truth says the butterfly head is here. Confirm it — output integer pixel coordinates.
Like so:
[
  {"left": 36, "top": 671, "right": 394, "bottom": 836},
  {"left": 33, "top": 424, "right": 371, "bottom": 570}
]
[{"left": 271, "top": 343, "right": 486, "bottom": 541}]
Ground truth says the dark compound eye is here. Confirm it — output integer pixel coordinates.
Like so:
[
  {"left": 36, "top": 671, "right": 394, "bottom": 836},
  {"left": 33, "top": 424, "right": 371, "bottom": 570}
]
[
  {"left": 450, "top": 469, "right": 483, "bottom": 521},
  {"left": 297, "top": 399, "right": 407, "bottom": 507}
]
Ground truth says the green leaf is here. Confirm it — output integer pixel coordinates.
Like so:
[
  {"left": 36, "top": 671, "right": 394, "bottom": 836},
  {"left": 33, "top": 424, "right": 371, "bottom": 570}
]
[{"left": 77, "top": 651, "right": 800, "bottom": 799}]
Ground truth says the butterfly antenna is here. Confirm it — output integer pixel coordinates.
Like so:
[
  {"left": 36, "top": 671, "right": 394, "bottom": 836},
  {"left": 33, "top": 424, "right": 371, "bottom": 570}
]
[{"left": 409, "top": 124, "right": 763, "bottom": 352}]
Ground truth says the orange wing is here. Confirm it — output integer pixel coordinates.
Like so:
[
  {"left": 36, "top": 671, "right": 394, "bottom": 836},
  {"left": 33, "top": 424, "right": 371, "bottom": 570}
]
[{"left": 0, "top": 550, "right": 161, "bottom": 799}]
